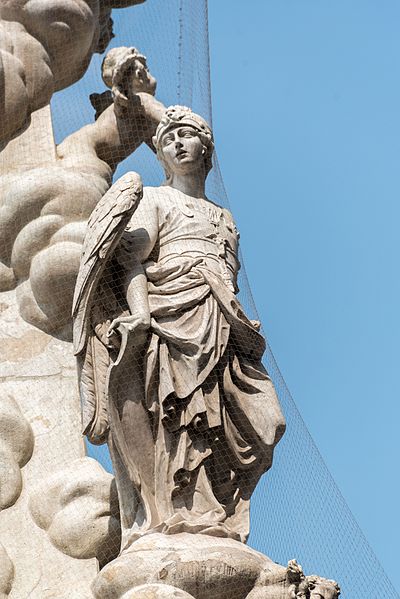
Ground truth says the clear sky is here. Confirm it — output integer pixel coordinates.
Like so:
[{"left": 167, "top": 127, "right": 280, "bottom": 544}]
[
  {"left": 208, "top": 0, "right": 400, "bottom": 590},
  {"left": 51, "top": 0, "right": 399, "bottom": 593}
]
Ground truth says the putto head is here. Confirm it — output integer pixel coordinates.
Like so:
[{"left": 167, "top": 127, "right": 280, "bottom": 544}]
[
  {"left": 153, "top": 106, "right": 214, "bottom": 183},
  {"left": 307, "top": 576, "right": 341, "bottom": 599},
  {"left": 102, "top": 46, "right": 156, "bottom": 96}
]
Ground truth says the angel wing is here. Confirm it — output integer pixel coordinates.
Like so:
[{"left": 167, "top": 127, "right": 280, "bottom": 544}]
[
  {"left": 72, "top": 170, "right": 143, "bottom": 355},
  {"left": 72, "top": 171, "right": 143, "bottom": 444}
]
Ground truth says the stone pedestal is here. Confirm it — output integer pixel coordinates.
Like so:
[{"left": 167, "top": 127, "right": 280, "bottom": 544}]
[{"left": 92, "top": 533, "right": 289, "bottom": 599}]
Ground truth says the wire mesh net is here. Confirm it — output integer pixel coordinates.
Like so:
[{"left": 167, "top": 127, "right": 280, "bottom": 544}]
[{"left": 0, "top": 0, "right": 398, "bottom": 597}]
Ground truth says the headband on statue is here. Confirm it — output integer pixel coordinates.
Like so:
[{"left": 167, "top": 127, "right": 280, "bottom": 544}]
[{"left": 153, "top": 105, "right": 213, "bottom": 152}]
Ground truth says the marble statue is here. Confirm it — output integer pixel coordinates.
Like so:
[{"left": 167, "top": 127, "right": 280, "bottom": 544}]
[
  {"left": 0, "top": 46, "right": 166, "bottom": 336},
  {"left": 73, "top": 105, "right": 286, "bottom": 553},
  {"left": 0, "top": 0, "right": 146, "bottom": 146},
  {"left": 0, "top": 1, "right": 344, "bottom": 593}
]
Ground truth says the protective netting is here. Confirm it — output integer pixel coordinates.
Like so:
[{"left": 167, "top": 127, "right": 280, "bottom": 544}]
[{"left": 0, "top": 0, "right": 398, "bottom": 597}]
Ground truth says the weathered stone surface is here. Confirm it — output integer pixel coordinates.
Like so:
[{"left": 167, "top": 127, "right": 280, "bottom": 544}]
[
  {"left": 120, "top": 586, "right": 195, "bottom": 598},
  {"left": 0, "top": 394, "right": 34, "bottom": 509},
  {"left": 30, "top": 457, "right": 121, "bottom": 567},
  {"left": 95, "top": 540, "right": 340, "bottom": 599},
  {"left": 0, "top": 544, "right": 14, "bottom": 598},
  {"left": 92, "top": 532, "right": 283, "bottom": 599},
  {"left": 0, "top": 291, "right": 98, "bottom": 598}
]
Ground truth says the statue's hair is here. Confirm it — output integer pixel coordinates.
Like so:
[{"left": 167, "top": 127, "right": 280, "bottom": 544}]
[{"left": 153, "top": 105, "right": 214, "bottom": 184}]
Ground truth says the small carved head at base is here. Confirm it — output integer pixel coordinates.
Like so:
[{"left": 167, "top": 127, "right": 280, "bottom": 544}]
[
  {"left": 249, "top": 560, "right": 341, "bottom": 599},
  {"left": 306, "top": 576, "right": 340, "bottom": 599}
]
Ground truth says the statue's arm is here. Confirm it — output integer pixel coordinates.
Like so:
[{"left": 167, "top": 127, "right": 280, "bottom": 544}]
[
  {"left": 108, "top": 191, "right": 159, "bottom": 342},
  {"left": 136, "top": 92, "right": 167, "bottom": 150},
  {"left": 58, "top": 93, "right": 166, "bottom": 172}
]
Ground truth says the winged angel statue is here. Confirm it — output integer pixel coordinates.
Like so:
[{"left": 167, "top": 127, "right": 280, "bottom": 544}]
[{"left": 73, "top": 106, "right": 286, "bottom": 553}]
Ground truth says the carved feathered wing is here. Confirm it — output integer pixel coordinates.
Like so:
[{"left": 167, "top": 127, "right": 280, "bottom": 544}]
[{"left": 72, "top": 171, "right": 143, "bottom": 444}]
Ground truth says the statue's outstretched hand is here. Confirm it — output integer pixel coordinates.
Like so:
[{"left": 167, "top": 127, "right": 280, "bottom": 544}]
[
  {"left": 250, "top": 319, "right": 261, "bottom": 332},
  {"left": 107, "top": 313, "right": 150, "bottom": 349}
]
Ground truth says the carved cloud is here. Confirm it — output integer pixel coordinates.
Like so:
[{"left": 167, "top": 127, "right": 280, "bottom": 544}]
[
  {"left": 0, "top": 395, "right": 34, "bottom": 510},
  {"left": 29, "top": 457, "right": 121, "bottom": 567},
  {"left": 0, "top": 165, "right": 107, "bottom": 336}
]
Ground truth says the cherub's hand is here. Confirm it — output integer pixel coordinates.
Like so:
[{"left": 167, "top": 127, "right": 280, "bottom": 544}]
[
  {"left": 107, "top": 313, "right": 150, "bottom": 348},
  {"left": 111, "top": 84, "right": 142, "bottom": 117}
]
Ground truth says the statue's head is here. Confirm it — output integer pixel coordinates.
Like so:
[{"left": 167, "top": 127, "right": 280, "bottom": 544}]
[
  {"left": 307, "top": 576, "right": 340, "bottom": 599},
  {"left": 153, "top": 106, "right": 214, "bottom": 184},
  {"left": 102, "top": 46, "right": 157, "bottom": 97}
]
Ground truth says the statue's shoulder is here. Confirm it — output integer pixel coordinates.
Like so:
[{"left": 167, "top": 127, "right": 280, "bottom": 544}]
[
  {"left": 219, "top": 204, "right": 239, "bottom": 237},
  {"left": 206, "top": 196, "right": 233, "bottom": 219},
  {"left": 142, "top": 185, "right": 179, "bottom": 213},
  {"left": 142, "top": 185, "right": 172, "bottom": 205}
]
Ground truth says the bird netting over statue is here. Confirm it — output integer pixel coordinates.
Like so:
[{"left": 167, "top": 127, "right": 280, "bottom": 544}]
[{"left": 0, "top": 0, "right": 397, "bottom": 597}]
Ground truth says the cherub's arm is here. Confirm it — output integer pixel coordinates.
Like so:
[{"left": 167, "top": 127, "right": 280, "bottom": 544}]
[{"left": 57, "top": 93, "right": 165, "bottom": 172}]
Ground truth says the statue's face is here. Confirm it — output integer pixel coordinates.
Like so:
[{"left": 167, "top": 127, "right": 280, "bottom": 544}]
[
  {"left": 128, "top": 60, "right": 157, "bottom": 95},
  {"left": 309, "top": 584, "right": 337, "bottom": 599},
  {"left": 160, "top": 126, "right": 204, "bottom": 176}
]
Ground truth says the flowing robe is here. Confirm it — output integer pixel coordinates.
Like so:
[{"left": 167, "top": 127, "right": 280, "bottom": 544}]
[{"left": 99, "top": 186, "right": 285, "bottom": 550}]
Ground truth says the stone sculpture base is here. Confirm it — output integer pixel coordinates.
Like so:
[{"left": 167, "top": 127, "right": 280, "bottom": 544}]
[{"left": 93, "top": 533, "right": 291, "bottom": 599}]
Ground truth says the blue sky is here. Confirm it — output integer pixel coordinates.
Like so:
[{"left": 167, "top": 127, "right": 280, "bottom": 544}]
[
  {"left": 208, "top": 0, "right": 400, "bottom": 590},
  {"left": 52, "top": 0, "right": 399, "bottom": 593}
]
